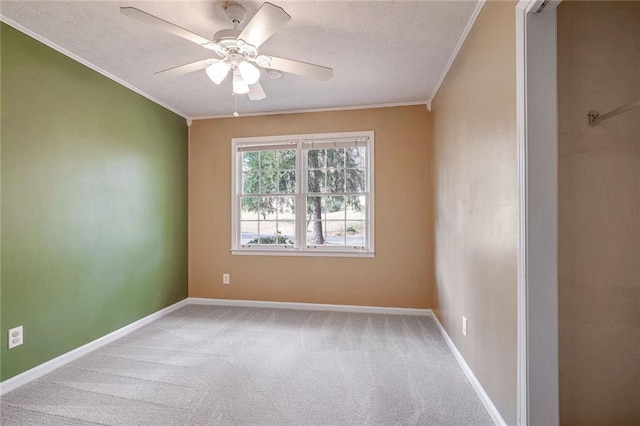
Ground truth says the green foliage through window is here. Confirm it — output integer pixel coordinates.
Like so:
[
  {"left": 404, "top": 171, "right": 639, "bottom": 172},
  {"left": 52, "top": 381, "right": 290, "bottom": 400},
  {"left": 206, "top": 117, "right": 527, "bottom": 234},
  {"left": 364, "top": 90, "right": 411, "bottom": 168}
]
[{"left": 235, "top": 135, "right": 372, "bottom": 252}]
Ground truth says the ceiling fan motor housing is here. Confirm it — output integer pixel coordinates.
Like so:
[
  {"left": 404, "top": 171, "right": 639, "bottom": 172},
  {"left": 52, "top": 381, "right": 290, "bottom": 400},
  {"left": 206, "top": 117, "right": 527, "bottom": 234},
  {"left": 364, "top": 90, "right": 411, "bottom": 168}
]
[
  {"left": 212, "top": 29, "right": 242, "bottom": 45},
  {"left": 211, "top": 28, "right": 259, "bottom": 62}
]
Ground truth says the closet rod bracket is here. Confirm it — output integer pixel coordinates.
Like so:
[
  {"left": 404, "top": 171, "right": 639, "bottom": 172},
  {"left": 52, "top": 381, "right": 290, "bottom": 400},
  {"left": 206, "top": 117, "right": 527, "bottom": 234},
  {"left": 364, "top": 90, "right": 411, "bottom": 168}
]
[{"left": 588, "top": 99, "right": 640, "bottom": 127}]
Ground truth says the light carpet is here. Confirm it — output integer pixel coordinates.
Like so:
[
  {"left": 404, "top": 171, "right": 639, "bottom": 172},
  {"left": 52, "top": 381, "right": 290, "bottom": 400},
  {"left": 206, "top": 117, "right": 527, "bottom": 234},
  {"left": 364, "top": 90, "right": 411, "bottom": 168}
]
[{"left": 1, "top": 305, "right": 493, "bottom": 425}]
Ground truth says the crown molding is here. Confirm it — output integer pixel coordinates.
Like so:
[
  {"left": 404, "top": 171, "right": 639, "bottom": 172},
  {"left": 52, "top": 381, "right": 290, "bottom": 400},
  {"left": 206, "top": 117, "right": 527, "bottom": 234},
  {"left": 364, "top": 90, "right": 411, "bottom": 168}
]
[
  {"left": 1, "top": 13, "right": 455, "bottom": 122},
  {"left": 427, "top": 0, "right": 486, "bottom": 108},
  {"left": 190, "top": 101, "right": 429, "bottom": 120},
  {"left": 0, "top": 16, "right": 189, "bottom": 120}
]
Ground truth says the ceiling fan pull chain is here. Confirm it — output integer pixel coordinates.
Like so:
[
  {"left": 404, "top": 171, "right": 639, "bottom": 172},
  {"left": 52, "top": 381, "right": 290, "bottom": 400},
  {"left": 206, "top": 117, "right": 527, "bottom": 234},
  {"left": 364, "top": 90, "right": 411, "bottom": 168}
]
[{"left": 233, "top": 93, "right": 240, "bottom": 117}]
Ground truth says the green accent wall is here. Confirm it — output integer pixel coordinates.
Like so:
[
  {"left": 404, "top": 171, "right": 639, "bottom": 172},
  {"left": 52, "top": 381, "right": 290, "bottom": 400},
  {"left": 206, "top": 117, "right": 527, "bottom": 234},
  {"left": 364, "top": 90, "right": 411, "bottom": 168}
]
[{"left": 0, "top": 23, "right": 188, "bottom": 381}]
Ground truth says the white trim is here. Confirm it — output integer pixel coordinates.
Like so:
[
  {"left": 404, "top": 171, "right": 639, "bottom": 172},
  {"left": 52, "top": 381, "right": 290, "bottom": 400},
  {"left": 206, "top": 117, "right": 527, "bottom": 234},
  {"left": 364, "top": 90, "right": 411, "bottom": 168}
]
[
  {"left": 230, "top": 249, "right": 374, "bottom": 258},
  {"left": 187, "top": 298, "right": 430, "bottom": 316},
  {"left": 427, "top": 0, "right": 486, "bottom": 106},
  {"left": 0, "top": 294, "right": 506, "bottom": 426},
  {"left": 0, "top": 299, "right": 189, "bottom": 395},
  {"left": 515, "top": 1, "right": 560, "bottom": 425},
  {"left": 516, "top": 4, "right": 529, "bottom": 423},
  {"left": 1, "top": 16, "right": 429, "bottom": 122},
  {"left": 429, "top": 312, "right": 506, "bottom": 426},
  {"left": 0, "top": 16, "right": 188, "bottom": 120},
  {"left": 192, "top": 101, "right": 428, "bottom": 120},
  {"left": 231, "top": 131, "right": 374, "bottom": 257}
]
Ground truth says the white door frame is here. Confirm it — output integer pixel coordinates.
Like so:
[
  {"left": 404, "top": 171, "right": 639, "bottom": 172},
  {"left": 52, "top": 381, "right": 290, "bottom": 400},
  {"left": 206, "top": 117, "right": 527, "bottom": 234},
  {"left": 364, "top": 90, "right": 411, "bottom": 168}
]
[{"left": 516, "top": 1, "right": 560, "bottom": 425}]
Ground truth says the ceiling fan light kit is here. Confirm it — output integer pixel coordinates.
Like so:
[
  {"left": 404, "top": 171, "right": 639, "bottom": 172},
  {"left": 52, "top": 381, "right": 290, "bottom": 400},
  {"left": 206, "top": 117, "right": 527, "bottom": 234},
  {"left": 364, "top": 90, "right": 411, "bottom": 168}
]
[
  {"left": 206, "top": 60, "right": 230, "bottom": 85},
  {"left": 120, "top": 1, "right": 333, "bottom": 115},
  {"left": 237, "top": 61, "right": 260, "bottom": 85}
]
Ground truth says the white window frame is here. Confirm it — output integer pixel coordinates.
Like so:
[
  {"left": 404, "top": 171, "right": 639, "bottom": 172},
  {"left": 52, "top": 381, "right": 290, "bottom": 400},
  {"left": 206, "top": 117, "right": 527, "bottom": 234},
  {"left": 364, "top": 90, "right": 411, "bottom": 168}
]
[{"left": 231, "top": 131, "right": 375, "bottom": 257}]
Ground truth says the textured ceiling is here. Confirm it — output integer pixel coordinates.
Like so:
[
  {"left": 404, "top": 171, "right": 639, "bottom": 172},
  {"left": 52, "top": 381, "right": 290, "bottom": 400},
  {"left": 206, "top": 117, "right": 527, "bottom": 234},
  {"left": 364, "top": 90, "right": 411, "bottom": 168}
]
[{"left": 1, "top": 1, "right": 479, "bottom": 118}]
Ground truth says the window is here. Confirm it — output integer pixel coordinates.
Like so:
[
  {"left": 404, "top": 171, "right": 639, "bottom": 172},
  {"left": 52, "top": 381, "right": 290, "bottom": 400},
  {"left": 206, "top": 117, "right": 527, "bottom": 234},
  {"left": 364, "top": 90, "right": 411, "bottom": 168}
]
[{"left": 231, "top": 131, "right": 374, "bottom": 257}]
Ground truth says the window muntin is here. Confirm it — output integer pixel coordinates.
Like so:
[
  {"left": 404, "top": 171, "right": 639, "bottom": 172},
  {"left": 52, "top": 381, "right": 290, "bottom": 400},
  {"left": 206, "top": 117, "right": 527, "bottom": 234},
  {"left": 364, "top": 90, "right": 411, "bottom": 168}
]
[{"left": 232, "top": 132, "right": 374, "bottom": 256}]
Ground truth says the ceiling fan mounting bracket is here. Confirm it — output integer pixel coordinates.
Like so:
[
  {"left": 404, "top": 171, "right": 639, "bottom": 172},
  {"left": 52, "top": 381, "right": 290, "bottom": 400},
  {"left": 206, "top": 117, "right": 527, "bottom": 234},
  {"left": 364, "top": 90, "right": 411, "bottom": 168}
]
[{"left": 224, "top": 3, "right": 247, "bottom": 28}]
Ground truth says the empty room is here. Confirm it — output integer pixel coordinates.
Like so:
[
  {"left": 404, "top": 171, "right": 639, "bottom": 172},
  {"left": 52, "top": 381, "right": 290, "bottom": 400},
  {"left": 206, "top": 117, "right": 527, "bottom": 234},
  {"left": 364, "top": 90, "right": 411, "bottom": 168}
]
[{"left": 1, "top": 0, "right": 638, "bottom": 425}]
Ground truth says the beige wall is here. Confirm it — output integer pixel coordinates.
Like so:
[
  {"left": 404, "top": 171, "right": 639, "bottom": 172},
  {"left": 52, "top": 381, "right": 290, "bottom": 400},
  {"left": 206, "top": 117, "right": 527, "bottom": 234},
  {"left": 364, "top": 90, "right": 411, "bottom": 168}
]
[
  {"left": 558, "top": 2, "right": 640, "bottom": 424},
  {"left": 431, "top": 2, "right": 518, "bottom": 424},
  {"left": 189, "top": 106, "right": 434, "bottom": 308}
]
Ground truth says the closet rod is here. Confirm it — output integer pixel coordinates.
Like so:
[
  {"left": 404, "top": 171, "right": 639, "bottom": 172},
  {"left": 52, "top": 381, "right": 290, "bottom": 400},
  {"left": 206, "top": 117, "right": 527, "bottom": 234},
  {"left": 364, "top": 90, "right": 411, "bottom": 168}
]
[{"left": 588, "top": 98, "right": 640, "bottom": 126}]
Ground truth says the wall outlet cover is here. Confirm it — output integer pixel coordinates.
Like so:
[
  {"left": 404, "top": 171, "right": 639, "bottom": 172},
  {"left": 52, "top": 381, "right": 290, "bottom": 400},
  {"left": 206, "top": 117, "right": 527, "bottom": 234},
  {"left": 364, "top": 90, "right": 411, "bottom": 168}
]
[
  {"left": 462, "top": 316, "right": 468, "bottom": 337},
  {"left": 223, "top": 273, "right": 230, "bottom": 285},
  {"left": 8, "top": 325, "right": 24, "bottom": 349}
]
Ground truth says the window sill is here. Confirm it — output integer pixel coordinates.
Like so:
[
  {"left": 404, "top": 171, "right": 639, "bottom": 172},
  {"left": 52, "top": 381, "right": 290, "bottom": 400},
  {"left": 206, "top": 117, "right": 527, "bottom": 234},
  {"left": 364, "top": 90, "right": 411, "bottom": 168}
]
[{"left": 231, "top": 249, "right": 375, "bottom": 258}]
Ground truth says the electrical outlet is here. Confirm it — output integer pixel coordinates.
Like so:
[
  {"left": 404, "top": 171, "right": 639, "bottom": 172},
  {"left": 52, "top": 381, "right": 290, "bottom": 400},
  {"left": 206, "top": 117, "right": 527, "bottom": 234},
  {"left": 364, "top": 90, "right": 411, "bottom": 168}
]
[
  {"left": 8, "top": 325, "right": 23, "bottom": 349},
  {"left": 462, "top": 316, "right": 468, "bottom": 337},
  {"left": 223, "top": 273, "right": 230, "bottom": 285}
]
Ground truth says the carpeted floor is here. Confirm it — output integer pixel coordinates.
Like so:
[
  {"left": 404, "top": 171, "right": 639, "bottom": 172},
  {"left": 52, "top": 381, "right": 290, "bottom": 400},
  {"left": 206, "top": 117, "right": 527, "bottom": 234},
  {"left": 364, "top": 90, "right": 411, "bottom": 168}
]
[{"left": 1, "top": 305, "right": 493, "bottom": 425}]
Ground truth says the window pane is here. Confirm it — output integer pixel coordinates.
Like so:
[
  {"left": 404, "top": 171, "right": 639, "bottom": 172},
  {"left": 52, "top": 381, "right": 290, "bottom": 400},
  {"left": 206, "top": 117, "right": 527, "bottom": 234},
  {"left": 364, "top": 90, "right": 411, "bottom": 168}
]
[
  {"left": 346, "top": 169, "right": 365, "bottom": 192},
  {"left": 259, "top": 197, "right": 277, "bottom": 220},
  {"left": 307, "top": 170, "right": 325, "bottom": 193},
  {"left": 240, "top": 221, "right": 259, "bottom": 245},
  {"left": 306, "top": 221, "right": 326, "bottom": 245},
  {"left": 278, "top": 171, "right": 296, "bottom": 193},
  {"left": 346, "top": 147, "right": 366, "bottom": 168},
  {"left": 278, "top": 221, "right": 296, "bottom": 244},
  {"left": 346, "top": 196, "right": 366, "bottom": 220},
  {"left": 256, "top": 221, "right": 277, "bottom": 244},
  {"left": 327, "top": 169, "right": 344, "bottom": 193},
  {"left": 325, "top": 221, "right": 346, "bottom": 246},
  {"left": 278, "top": 149, "right": 296, "bottom": 170},
  {"left": 277, "top": 197, "right": 295, "bottom": 220},
  {"left": 259, "top": 151, "right": 278, "bottom": 169},
  {"left": 242, "top": 152, "right": 259, "bottom": 171},
  {"left": 346, "top": 221, "right": 366, "bottom": 247},
  {"left": 325, "top": 196, "right": 344, "bottom": 216},
  {"left": 243, "top": 172, "right": 259, "bottom": 194},
  {"left": 307, "top": 149, "right": 325, "bottom": 168},
  {"left": 326, "top": 148, "right": 345, "bottom": 168},
  {"left": 260, "top": 171, "right": 278, "bottom": 194},
  {"left": 306, "top": 196, "right": 325, "bottom": 218},
  {"left": 240, "top": 197, "right": 259, "bottom": 220}
]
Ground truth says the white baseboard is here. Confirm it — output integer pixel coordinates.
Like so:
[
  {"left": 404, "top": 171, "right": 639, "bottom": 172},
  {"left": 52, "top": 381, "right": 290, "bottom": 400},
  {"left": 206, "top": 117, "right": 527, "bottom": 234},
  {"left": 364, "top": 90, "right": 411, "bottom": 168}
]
[
  {"left": 428, "top": 312, "right": 507, "bottom": 426},
  {"left": 187, "top": 297, "right": 431, "bottom": 316},
  {"left": 1, "top": 295, "right": 504, "bottom": 426},
  {"left": 0, "top": 298, "right": 189, "bottom": 395}
]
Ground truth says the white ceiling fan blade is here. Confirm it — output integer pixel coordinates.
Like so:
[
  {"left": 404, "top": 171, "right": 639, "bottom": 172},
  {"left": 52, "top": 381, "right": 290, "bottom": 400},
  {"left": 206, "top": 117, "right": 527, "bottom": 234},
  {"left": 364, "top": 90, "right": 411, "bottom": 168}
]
[
  {"left": 120, "top": 7, "right": 213, "bottom": 47},
  {"left": 238, "top": 3, "right": 290, "bottom": 49},
  {"left": 266, "top": 56, "right": 333, "bottom": 81},
  {"left": 154, "top": 60, "right": 210, "bottom": 78},
  {"left": 248, "top": 81, "right": 267, "bottom": 101}
]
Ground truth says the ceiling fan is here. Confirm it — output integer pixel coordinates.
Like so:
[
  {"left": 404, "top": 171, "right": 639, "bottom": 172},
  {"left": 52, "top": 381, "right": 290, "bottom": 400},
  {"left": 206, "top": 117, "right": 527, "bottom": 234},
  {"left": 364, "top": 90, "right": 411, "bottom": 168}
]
[{"left": 120, "top": 2, "right": 333, "bottom": 103}]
